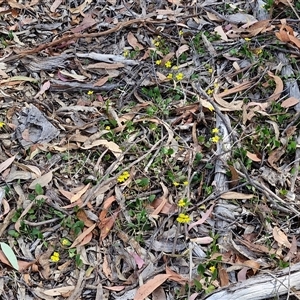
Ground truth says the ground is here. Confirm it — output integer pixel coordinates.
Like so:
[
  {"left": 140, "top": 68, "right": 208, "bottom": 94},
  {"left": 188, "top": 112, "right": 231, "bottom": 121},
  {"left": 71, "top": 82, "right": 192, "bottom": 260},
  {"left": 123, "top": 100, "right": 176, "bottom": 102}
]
[{"left": 1, "top": 0, "right": 300, "bottom": 299}]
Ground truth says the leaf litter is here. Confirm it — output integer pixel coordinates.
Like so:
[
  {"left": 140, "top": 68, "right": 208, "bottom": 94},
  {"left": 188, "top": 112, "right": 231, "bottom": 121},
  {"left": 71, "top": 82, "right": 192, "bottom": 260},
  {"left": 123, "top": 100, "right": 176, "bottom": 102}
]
[{"left": 1, "top": 0, "right": 300, "bottom": 299}]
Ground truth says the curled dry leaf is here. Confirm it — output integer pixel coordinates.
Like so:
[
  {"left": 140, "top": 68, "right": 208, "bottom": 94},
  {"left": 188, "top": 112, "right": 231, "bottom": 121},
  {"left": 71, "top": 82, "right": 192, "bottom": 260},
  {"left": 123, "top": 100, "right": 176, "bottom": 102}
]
[
  {"left": 273, "top": 226, "right": 291, "bottom": 248},
  {"left": 267, "top": 71, "right": 283, "bottom": 101},
  {"left": 246, "top": 151, "right": 261, "bottom": 162}
]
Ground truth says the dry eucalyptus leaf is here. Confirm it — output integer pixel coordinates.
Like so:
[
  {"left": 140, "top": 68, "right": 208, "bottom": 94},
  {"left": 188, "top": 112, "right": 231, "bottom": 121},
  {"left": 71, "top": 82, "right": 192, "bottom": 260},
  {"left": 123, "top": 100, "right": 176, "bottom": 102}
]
[
  {"left": 29, "top": 171, "right": 53, "bottom": 189},
  {"left": 273, "top": 226, "right": 291, "bottom": 248}
]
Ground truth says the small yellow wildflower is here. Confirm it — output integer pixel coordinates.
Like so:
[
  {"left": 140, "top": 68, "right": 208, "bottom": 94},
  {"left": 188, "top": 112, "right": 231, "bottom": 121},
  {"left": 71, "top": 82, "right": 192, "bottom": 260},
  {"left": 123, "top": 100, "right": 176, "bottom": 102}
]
[
  {"left": 50, "top": 252, "right": 60, "bottom": 262},
  {"left": 179, "top": 30, "right": 184, "bottom": 36},
  {"left": 178, "top": 199, "right": 186, "bottom": 207},
  {"left": 0, "top": 121, "right": 5, "bottom": 128},
  {"left": 207, "top": 89, "right": 214, "bottom": 96},
  {"left": 172, "top": 66, "right": 179, "bottom": 70},
  {"left": 183, "top": 181, "right": 189, "bottom": 186},
  {"left": 207, "top": 104, "right": 214, "bottom": 112},
  {"left": 214, "top": 83, "right": 219, "bottom": 88},
  {"left": 87, "top": 90, "right": 94, "bottom": 95},
  {"left": 175, "top": 73, "right": 184, "bottom": 81},
  {"left": 117, "top": 171, "right": 130, "bottom": 183},
  {"left": 244, "top": 37, "right": 251, "bottom": 42},
  {"left": 165, "top": 61, "right": 172, "bottom": 68},
  {"left": 156, "top": 59, "right": 162, "bottom": 65},
  {"left": 255, "top": 48, "right": 263, "bottom": 55},
  {"left": 167, "top": 73, "right": 173, "bottom": 79},
  {"left": 123, "top": 49, "right": 130, "bottom": 57},
  {"left": 209, "top": 266, "right": 216, "bottom": 273},
  {"left": 208, "top": 68, "right": 213, "bottom": 74},
  {"left": 105, "top": 126, "right": 111, "bottom": 130},
  {"left": 176, "top": 213, "right": 191, "bottom": 223},
  {"left": 212, "top": 128, "right": 219, "bottom": 134},
  {"left": 173, "top": 181, "right": 180, "bottom": 187},
  {"left": 211, "top": 136, "right": 220, "bottom": 143},
  {"left": 61, "top": 238, "right": 71, "bottom": 246},
  {"left": 154, "top": 41, "right": 160, "bottom": 47}
]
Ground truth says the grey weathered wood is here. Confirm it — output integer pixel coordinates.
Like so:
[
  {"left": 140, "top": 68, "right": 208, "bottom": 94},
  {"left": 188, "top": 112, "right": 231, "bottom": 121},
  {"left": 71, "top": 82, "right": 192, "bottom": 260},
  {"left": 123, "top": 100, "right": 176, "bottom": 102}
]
[{"left": 204, "top": 262, "right": 300, "bottom": 300}]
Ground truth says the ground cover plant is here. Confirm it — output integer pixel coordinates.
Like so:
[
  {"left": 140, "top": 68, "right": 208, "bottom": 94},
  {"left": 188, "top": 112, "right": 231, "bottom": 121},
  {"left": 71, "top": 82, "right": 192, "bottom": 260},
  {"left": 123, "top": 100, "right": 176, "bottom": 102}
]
[{"left": 1, "top": 0, "right": 300, "bottom": 299}]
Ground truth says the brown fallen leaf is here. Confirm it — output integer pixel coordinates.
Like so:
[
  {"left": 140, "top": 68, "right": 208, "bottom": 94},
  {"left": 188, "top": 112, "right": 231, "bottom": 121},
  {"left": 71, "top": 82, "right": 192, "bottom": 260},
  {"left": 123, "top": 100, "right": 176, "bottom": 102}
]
[
  {"left": 166, "top": 266, "right": 188, "bottom": 285},
  {"left": 77, "top": 210, "right": 95, "bottom": 227},
  {"left": 284, "top": 235, "right": 297, "bottom": 262},
  {"left": 87, "top": 62, "right": 124, "bottom": 69},
  {"left": 70, "top": 183, "right": 90, "bottom": 203},
  {"left": 281, "top": 96, "right": 299, "bottom": 108},
  {"left": 99, "top": 210, "right": 120, "bottom": 241},
  {"left": 267, "top": 146, "right": 286, "bottom": 170},
  {"left": 218, "top": 266, "right": 229, "bottom": 287},
  {"left": 273, "top": 226, "right": 291, "bottom": 248},
  {"left": 69, "top": 224, "right": 96, "bottom": 248},
  {"left": 127, "top": 32, "right": 144, "bottom": 50},
  {"left": 246, "top": 151, "right": 261, "bottom": 162},
  {"left": 134, "top": 274, "right": 171, "bottom": 300},
  {"left": 43, "top": 286, "right": 75, "bottom": 296},
  {"left": 237, "top": 267, "right": 249, "bottom": 282},
  {"left": 28, "top": 171, "right": 53, "bottom": 189},
  {"left": 188, "top": 204, "right": 215, "bottom": 231},
  {"left": 267, "top": 71, "right": 283, "bottom": 101},
  {"left": 71, "top": 13, "right": 97, "bottom": 33},
  {"left": 0, "top": 155, "right": 16, "bottom": 174}
]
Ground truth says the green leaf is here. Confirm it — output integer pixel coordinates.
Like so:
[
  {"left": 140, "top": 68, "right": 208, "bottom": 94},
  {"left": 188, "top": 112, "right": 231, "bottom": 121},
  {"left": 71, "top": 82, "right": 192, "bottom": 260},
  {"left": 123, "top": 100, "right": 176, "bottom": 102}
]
[
  {"left": 0, "top": 242, "right": 19, "bottom": 270},
  {"left": 35, "top": 184, "right": 44, "bottom": 196}
]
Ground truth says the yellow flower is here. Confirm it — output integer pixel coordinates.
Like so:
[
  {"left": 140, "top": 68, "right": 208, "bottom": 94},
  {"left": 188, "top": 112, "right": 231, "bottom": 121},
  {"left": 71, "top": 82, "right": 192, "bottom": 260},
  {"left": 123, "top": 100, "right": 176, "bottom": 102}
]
[
  {"left": 156, "top": 60, "right": 162, "bottom": 65},
  {"left": 123, "top": 49, "right": 130, "bottom": 57},
  {"left": 212, "top": 128, "right": 219, "bottom": 134},
  {"left": 117, "top": 171, "right": 130, "bottom": 183},
  {"left": 0, "top": 121, "right": 5, "bottom": 128},
  {"left": 178, "top": 199, "right": 186, "bottom": 207},
  {"left": 208, "top": 68, "right": 213, "bottom": 73},
  {"left": 167, "top": 73, "right": 173, "bottom": 79},
  {"left": 176, "top": 213, "right": 191, "bottom": 223},
  {"left": 209, "top": 266, "right": 216, "bottom": 273},
  {"left": 61, "top": 238, "right": 71, "bottom": 246},
  {"left": 172, "top": 66, "right": 179, "bottom": 70},
  {"left": 175, "top": 73, "right": 184, "bottom": 81},
  {"left": 183, "top": 181, "right": 189, "bottom": 186},
  {"left": 211, "top": 136, "right": 220, "bottom": 143},
  {"left": 105, "top": 126, "right": 111, "bottom": 130},
  {"left": 50, "top": 252, "right": 60, "bottom": 262},
  {"left": 179, "top": 30, "right": 184, "bottom": 36},
  {"left": 154, "top": 41, "right": 160, "bottom": 47},
  {"left": 173, "top": 181, "right": 180, "bottom": 187},
  {"left": 165, "top": 61, "right": 172, "bottom": 68},
  {"left": 207, "top": 104, "right": 214, "bottom": 112},
  {"left": 87, "top": 90, "right": 94, "bottom": 95},
  {"left": 207, "top": 89, "right": 214, "bottom": 95},
  {"left": 244, "top": 37, "right": 251, "bottom": 42}
]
